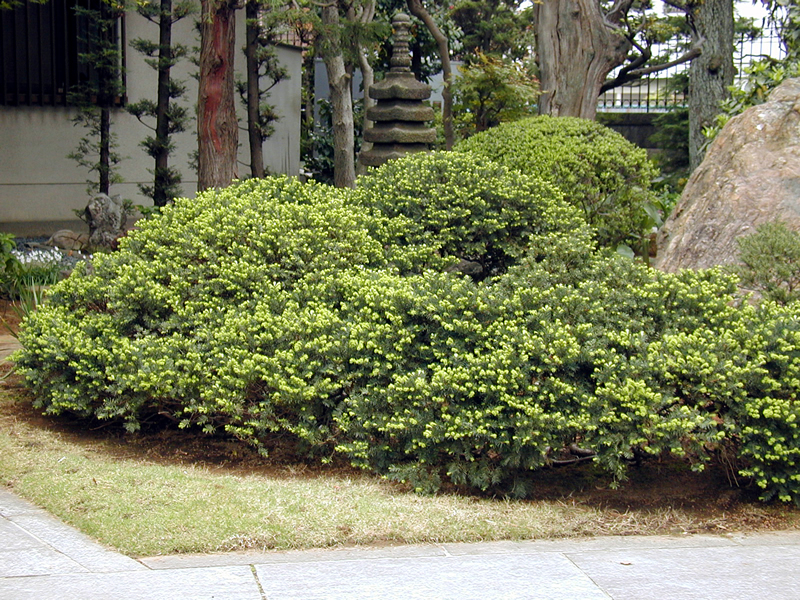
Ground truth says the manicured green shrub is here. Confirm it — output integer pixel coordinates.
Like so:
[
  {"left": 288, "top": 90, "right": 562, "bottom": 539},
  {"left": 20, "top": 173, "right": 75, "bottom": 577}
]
[
  {"left": 335, "top": 236, "right": 740, "bottom": 495},
  {"left": 353, "top": 151, "right": 582, "bottom": 278},
  {"left": 13, "top": 162, "right": 800, "bottom": 505},
  {"left": 455, "top": 115, "right": 659, "bottom": 251},
  {"left": 15, "top": 176, "right": 385, "bottom": 442}
]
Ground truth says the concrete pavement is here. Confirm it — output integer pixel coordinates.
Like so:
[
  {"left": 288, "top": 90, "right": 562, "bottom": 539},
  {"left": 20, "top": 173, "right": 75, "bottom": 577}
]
[{"left": 2, "top": 486, "right": 799, "bottom": 599}]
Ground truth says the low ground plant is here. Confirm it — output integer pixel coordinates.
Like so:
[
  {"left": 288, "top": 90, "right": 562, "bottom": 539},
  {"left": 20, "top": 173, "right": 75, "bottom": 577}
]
[
  {"left": 734, "top": 220, "right": 800, "bottom": 305},
  {"left": 12, "top": 151, "right": 800, "bottom": 506}
]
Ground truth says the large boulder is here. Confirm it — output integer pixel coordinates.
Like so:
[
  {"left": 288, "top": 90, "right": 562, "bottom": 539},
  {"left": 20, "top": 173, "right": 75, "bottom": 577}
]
[{"left": 655, "top": 78, "right": 800, "bottom": 272}]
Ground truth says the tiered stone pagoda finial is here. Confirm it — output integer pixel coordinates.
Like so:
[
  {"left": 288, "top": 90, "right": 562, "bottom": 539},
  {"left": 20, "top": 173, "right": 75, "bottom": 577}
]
[{"left": 358, "top": 12, "right": 436, "bottom": 168}]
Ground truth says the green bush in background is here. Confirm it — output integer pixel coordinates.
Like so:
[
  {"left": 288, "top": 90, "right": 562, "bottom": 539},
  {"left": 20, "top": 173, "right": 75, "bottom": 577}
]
[
  {"left": 455, "top": 115, "right": 659, "bottom": 253},
  {"left": 734, "top": 221, "right": 800, "bottom": 305},
  {"left": 13, "top": 151, "right": 800, "bottom": 505},
  {"left": 353, "top": 152, "right": 582, "bottom": 278}
]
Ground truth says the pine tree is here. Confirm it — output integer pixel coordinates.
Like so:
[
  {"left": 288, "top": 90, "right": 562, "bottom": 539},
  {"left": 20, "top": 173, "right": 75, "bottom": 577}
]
[
  {"left": 127, "top": 0, "right": 195, "bottom": 207},
  {"left": 67, "top": 0, "right": 127, "bottom": 196}
]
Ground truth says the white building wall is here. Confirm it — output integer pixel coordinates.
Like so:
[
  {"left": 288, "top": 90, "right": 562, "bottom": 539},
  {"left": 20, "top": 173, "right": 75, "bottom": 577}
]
[{"left": 0, "top": 9, "right": 301, "bottom": 234}]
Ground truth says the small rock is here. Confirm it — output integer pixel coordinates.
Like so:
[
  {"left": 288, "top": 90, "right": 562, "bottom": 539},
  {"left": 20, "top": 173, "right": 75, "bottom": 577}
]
[{"left": 46, "top": 230, "right": 89, "bottom": 251}]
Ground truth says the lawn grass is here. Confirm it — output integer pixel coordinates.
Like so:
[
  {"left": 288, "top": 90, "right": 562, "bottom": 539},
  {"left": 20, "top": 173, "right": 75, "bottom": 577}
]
[{"left": 0, "top": 381, "right": 797, "bottom": 558}]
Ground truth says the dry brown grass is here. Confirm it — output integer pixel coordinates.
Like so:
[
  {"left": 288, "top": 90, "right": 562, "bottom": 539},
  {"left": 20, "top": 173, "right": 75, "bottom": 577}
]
[{"left": 1, "top": 376, "right": 797, "bottom": 558}]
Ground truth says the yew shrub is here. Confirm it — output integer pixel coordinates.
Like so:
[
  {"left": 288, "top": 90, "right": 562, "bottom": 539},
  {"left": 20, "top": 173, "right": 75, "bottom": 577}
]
[
  {"left": 455, "top": 115, "right": 659, "bottom": 251},
  {"left": 14, "top": 152, "right": 800, "bottom": 504}
]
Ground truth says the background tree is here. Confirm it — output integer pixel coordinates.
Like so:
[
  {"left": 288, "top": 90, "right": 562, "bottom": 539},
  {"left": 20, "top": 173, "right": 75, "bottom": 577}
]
[
  {"left": 713, "top": 1, "right": 800, "bottom": 133},
  {"left": 406, "top": 0, "right": 455, "bottom": 149},
  {"left": 128, "top": 0, "right": 195, "bottom": 206},
  {"left": 533, "top": 0, "right": 702, "bottom": 119},
  {"left": 449, "top": 0, "right": 536, "bottom": 138},
  {"left": 316, "top": 1, "right": 357, "bottom": 187},
  {"left": 452, "top": 52, "right": 538, "bottom": 136},
  {"left": 240, "top": 0, "right": 288, "bottom": 178},
  {"left": 68, "top": 0, "right": 127, "bottom": 196},
  {"left": 197, "top": 0, "right": 240, "bottom": 190},
  {"left": 685, "top": 0, "right": 735, "bottom": 170}
]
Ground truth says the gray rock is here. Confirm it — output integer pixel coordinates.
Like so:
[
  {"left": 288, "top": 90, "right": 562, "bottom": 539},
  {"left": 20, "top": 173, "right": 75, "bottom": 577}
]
[
  {"left": 86, "top": 194, "right": 128, "bottom": 250},
  {"left": 46, "top": 229, "right": 89, "bottom": 251},
  {"left": 364, "top": 122, "right": 437, "bottom": 144},
  {"left": 655, "top": 78, "right": 800, "bottom": 272}
]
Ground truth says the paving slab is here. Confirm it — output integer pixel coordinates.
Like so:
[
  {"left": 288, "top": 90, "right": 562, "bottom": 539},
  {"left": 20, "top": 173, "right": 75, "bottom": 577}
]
[
  {"left": 566, "top": 543, "right": 800, "bottom": 600},
  {"left": 6, "top": 511, "right": 145, "bottom": 573},
  {"left": 141, "top": 543, "right": 447, "bottom": 570},
  {"left": 0, "top": 334, "right": 20, "bottom": 362},
  {"left": 0, "top": 487, "right": 43, "bottom": 517},
  {"left": 0, "top": 546, "right": 87, "bottom": 578},
  {"left": 439, "top": 533, "right": 739, "bottom": 556},
  {"left": 728, "top": 530, "right": 800, "bottom": 546},
  {"left": 254, "top": 553, "right": 611, "bottom": 600},
  {"left": 0, "top": 565, "right": 264, "bottom": 600},
  {"left": 0, "top": 488, "right": 143, "bottom": 574}
]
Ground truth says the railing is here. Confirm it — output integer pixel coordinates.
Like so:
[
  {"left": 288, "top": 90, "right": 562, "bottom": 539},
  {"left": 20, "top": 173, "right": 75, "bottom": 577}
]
[{"left": 597, "top": 26, "right": 786, "bottom": 112}]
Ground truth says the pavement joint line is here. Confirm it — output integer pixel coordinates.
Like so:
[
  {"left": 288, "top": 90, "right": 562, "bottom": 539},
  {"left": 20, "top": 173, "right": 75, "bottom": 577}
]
[
  {"left": 2, "top": 515, "right": 89, "bottom": 573},
  {"left": 249, "top": 564, "right": 268, "bottom": 600},
  {"left": 562, "top": 552, "right": 613, "bottom": 600}
]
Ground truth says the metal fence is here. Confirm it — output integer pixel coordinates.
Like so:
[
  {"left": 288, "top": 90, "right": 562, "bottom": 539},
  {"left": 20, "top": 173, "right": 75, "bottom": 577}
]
[{"left": 597, "top": 26, "right": 786, "bottom": 112}]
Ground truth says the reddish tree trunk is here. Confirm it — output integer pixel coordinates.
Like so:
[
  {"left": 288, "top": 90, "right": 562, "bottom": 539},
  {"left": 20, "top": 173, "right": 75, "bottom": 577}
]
[{"left": 198, "top": 0, "right": 239, "bottom": 191}]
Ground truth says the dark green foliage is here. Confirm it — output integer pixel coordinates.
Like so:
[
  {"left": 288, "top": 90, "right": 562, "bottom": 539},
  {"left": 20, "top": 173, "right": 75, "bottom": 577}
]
[
  {"left": 455, "top": 116, "right": 659, "bottom": 251},
  {"left": 0, "top": 234, "right": 22, "bottom": 298},
  {"left": 15, "top": 153, "right": 800, "bottom": 505},
  {"left": 651, "top": 107, "right": 690, "bottom": 182},
  {"left": 734, "top": 221, "right": 800, "bottom": 305},
  {"left": 304, "top": 99, "right": 363, "bottom": 185}
]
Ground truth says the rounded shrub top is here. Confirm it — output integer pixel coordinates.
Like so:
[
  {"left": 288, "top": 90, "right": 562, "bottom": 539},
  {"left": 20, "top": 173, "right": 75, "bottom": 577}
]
[
  {"left": 455, "top": 115, "right": 658, "bottom": 249},
  {"left": 353, "top": 151, "right": 585, "bottom": 277}
]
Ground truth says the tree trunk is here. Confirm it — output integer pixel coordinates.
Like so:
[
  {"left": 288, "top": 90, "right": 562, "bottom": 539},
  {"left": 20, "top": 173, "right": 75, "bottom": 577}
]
[
  {"left": 245, "top": 0, "right": 265, "bottom": 179},
  {"left": 534, "top": 0, "right": 632, "bottom": 119},
  {"left": 353, "top": 0, "right": 376, "bottom": 171},
  {"left": 153, "top": 0, "right": 174, "bottom": 205},
  {"left": 198, "top": 0, "right": 239, "bottom": 191},
  {"left": 99, "top": 108, "right": 111, "bottom": 195},
  {"left": 319, "top": 3, "right": 356, "bottom": 188},
  {"left": 688, "top": 0, "right": 734, "bottom": 171},
  {"left": 406, "top": 0, "right": 454, "bottom": 149}
]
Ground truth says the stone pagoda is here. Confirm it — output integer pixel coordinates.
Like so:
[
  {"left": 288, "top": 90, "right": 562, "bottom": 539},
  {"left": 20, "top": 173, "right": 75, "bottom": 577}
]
[{"left": 358, "top": 12, "right": 436, "bottom": 168}]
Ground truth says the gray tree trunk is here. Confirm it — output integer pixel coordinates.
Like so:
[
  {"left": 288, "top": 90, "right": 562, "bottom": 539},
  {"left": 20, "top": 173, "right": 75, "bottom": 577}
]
[
  {"left": 688, "top": 0, "right": 735, "bottom": 171},
  {"left": 407, "top": 0, "right": 454, "bottom": 149},
  {"left": 534, "top": 0, "right": 632, "bottom": 119},
  {"left": 354, "top": 0, "right": 376, "bottom": 168},
  {"left": 245, "top": 0, "right": 265, "bottom": 179},
  {"left": 319, "top": 3, "right": 356, "bottom": 188}
]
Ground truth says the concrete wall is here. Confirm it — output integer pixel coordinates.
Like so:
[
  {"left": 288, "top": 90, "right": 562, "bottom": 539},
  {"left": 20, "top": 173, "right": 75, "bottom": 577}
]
[{"left": 0, "top": 11, "right": 301, "bottom": 235}]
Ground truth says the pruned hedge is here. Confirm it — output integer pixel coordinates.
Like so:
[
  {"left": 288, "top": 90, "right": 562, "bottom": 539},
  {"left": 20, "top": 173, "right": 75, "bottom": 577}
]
[
  {"left": 455, "top": 115, "right": 658, "bottom": 250},
  {"left": 14, "top": 151, "right": 800, "bottom": 504}
]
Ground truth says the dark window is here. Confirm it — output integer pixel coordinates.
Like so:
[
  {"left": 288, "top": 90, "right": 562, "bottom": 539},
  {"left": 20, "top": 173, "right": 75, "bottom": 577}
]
[{"left": 1, "top": 0, "right": 124, "bottom": 106}]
